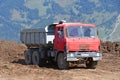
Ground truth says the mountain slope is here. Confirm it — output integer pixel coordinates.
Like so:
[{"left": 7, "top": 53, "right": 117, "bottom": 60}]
[{"left": 0, "top": 0, "right": 120, "bottom": 42}]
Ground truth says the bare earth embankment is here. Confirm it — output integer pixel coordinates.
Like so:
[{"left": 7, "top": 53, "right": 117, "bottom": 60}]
[{"left": 0, "top": 40, "right": 120, "bottom": 80}]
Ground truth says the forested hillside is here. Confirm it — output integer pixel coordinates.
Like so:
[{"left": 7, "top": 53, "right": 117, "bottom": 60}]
[{"left": 0, "top": 0, "right": 120, "bottom": 42}]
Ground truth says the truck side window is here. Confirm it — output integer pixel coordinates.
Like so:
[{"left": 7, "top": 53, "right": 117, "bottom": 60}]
[{"left": 58, "top": 28, "right": 64, "bottom": 38}]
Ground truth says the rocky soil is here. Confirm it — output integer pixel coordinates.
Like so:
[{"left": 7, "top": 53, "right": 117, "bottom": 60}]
[{"left": 0, "top": 40, "right": 120, "bottom": 80}]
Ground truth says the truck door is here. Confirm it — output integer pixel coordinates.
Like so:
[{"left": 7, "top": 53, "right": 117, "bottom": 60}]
[{"left": 54, "top": 27, "right": 64, "bottom": 51}]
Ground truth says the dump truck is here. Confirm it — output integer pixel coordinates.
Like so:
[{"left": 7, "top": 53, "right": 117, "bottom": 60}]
[{"left": 20, "top": 21, "right": 102, "bottom": 69}]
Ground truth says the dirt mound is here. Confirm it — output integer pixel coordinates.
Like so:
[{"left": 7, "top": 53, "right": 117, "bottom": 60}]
[
  {"left": 0, "top": 40, "right": 120, "bottom": 61},
  {"left": 0, "top": 40, "right": 26, "bottom": 61},
  {"left": 101, "top": 41, "right": 120, "bottom": 56}
]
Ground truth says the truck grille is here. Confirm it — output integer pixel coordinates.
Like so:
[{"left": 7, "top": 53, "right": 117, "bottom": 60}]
[{"left": 80, "top": 44, "right": 89, "bottom": 51}]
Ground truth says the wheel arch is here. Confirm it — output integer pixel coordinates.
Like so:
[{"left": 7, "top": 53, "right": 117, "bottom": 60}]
[{"left": 55, "top": 51, "right": 64, "bottom": 62}]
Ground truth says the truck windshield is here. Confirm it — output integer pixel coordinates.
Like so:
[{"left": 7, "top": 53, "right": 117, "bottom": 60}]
[{"left": 66, "top": 26, "right": 97, "bottom": 38}]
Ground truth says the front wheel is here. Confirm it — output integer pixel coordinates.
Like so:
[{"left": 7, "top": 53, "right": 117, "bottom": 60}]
[
  {"left": 86, "top": 58, "right": 98, "bottom": 69},
  {"left": 57, "top": 53, "right": 69, "bottom": 70}
]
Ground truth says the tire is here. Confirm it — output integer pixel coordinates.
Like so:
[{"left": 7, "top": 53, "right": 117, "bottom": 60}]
[
  {"left": 32, "top": 51, "right": 40, "bottom": 65},
  {"left": 57, "top": 53, "right": 69, "bottom": 70},
  {"left": 86, "top": 58, "right": 98, "bottom": 69},
  {"left": 24, "top": 50, "right": 32, "bottom": 65}
]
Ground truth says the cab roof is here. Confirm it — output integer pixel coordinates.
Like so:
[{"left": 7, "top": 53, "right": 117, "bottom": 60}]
[{"left": 56, "top": 23, "right": 96, "bottom": 28}]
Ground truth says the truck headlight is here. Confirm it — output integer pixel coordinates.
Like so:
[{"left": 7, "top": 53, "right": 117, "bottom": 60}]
[{"left": 67, "top": 53, "right": 75, "bottom": 57}]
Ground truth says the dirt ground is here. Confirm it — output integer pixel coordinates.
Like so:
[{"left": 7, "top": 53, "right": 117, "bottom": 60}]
[{"left": 0, "top": 40, "right": 120, "bottom": 80}]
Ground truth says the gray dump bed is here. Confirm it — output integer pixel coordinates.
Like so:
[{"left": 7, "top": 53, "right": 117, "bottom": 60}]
[{"left": 20, "top": 24, "right": 56, "bottom": 47}]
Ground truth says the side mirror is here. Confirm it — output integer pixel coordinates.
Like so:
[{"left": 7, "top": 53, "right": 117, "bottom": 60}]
[
  {"left": 97, "top": 30, "right": 99, "bottom": 35},
  {"left": 57, "top": 31, "right": 61, "bottom": 35},
  {"left": 57, "top": 31, "right": 63, "bottom": 38}
]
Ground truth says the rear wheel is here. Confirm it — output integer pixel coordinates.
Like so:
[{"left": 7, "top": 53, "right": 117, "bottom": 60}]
[
  {"left": 24, "top": 50, "right": 32, "bottom": 65},
  {"left": 32, "top": 51, "right": 40, "bottom": 65},
  {"left": 86, "top": 58, "right": 98, "bottom": 69},
  {"left": 57, "top": 53, "right": 69, "bottom": 70}
]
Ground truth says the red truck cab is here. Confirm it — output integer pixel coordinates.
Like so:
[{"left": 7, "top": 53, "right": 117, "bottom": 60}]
[{"left": 54, "top": 22, "right": 102, "bottom": 69}]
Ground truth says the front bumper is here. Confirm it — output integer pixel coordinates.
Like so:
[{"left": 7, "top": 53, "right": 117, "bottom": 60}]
[{"left": 66, "top": 52, "right": 102, "bottom": 61}]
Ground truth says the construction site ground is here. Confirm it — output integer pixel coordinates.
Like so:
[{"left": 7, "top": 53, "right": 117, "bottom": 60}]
[{"left": 0, "top": 40, "right": 120, "bottom": 80}]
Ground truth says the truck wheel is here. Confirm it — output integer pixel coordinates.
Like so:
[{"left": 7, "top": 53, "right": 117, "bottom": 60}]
[
  {"left": 32, "top": 51, "right": 40, "bottom": 65},
  {"left": 57, "top": 53, "right": 69, "bottom": 70},
  {"left": 24, "top": 50, "right": 32, "bottom": 65},
  {"left": 86, "top": 58, "right": 98, "bottom": 69}
]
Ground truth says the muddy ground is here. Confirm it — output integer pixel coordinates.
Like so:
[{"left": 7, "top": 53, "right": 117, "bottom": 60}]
[{"left": 0, "top": 40, "right": 120, "bottom": 80}]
